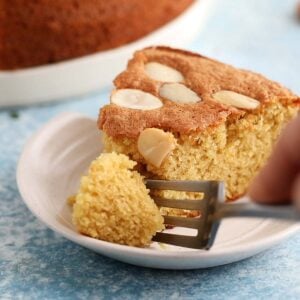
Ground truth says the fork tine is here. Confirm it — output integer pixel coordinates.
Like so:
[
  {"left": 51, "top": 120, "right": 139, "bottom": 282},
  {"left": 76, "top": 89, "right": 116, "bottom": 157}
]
[
  {"left": 146, "top": 179, "right": 218, "bottom": 193},
  {"left": 163, "top": 215, "right": 203, "bottom": 229},
  {"left": 147, "top": 179, "right": 225, "bottom": 250},
  {"left": 151, "top": 196, "right": 205, "bottom": 210},
  {"left": 153, "top": 232, "right": 206, "bottom": 249}
]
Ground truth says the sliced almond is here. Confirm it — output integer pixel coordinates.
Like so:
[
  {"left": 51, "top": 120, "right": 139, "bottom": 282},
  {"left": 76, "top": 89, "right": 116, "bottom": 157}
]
[
  {"left": 111, "top": 89, "right": 163, "bottom": 110},
  {"left": 159, "top": 83, "right": 200, "bottom": 104},
  {"left": 144, "top": 62, "right": 184, "bottom": 83},
  {"left": 137, "top": 128, "right": 176, "bottom": 168},
  {"left": 212, "top": 90, "right": 260, "bottom": 110}
]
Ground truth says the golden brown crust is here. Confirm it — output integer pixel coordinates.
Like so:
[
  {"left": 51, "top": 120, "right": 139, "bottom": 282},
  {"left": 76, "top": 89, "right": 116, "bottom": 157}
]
[
  {"left": 98, "top": 46, "right": 299, "bottom": 138},
  {"left": 100, "top": 102, "right": 237, "bottom": 139},
  {"left": 0, "top": 1, "right": 194, "bottom": 70}
]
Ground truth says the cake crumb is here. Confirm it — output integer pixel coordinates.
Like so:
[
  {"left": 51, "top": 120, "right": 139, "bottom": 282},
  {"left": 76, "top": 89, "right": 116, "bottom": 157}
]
[
  {"left": 67, "top": 195, "right": 76, "bottom": 206},
  {"left": 71, "top": 152, "right": 164, "bottom": 247}
]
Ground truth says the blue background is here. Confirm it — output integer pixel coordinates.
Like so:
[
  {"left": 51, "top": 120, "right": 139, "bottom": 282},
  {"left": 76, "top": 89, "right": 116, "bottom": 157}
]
[{"left": 0, "top": 0, "right": 300, "bottom": 299}]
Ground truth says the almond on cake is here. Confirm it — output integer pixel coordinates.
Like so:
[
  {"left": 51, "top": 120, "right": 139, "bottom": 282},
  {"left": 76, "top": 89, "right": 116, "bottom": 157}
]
[{"left": 98, "top": 46, "right": 300, "bottom": 214}]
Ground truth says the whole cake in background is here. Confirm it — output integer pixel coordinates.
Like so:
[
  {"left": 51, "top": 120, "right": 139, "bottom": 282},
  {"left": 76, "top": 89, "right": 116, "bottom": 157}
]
[
  {"left": 0, "top": 0, "right": 194, "bottom": 70},
  {"left": 99, "top": 46, "right": 300, "bottom": 213}
]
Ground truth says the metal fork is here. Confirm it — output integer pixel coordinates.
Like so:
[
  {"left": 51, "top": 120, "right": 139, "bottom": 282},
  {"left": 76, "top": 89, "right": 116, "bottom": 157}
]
[{"left": 146, "top": 179, "right": 300, "bottom": 250}]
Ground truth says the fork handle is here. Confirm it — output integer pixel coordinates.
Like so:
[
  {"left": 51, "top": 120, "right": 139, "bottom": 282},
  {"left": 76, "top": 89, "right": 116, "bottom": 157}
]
[{"left": 216, "top": 202, "right": 300, "bottom": 221}]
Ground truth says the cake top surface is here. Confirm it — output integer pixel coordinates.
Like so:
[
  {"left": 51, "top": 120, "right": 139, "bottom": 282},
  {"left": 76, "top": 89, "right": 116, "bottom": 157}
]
[
  {"left": 99, "top": 46, "right": 299, "bottom": 138},
  {"left": 1, "top": 1, "right": 194, "bottom": 69}
]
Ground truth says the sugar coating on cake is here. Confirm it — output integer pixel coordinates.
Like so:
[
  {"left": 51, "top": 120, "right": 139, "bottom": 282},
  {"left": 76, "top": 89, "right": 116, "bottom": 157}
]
[
  {"left": 72, "top": 152, "right": 164, "bottom": 247},
  {"left": 98, "top": 47, "right": 300, "bottom": 202},
  {"left": 0, "top": 0, "right": 193, "bottom": 69}
]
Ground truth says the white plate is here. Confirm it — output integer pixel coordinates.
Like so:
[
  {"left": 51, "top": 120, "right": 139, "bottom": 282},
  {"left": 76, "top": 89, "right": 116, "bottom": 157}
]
[
  {"left": 0, "top": 0, "right": 215, "bottom": 107},
  {"left": 17, "top": 113, "right": 300, "bottom": 269}
]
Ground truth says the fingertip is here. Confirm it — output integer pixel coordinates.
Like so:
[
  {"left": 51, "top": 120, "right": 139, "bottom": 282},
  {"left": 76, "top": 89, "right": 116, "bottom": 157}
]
[
  {"left": 292, "top": 175, "right": 300, "bottom": 211},
  {"left": 248, "top": 175, "right": 281, "bottom": 204}
]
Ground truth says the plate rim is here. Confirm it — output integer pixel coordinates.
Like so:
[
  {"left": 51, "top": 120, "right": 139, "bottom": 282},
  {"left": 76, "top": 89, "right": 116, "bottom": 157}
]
[{"left": 16, "top": 113, "right": 300, "bottom": 264}]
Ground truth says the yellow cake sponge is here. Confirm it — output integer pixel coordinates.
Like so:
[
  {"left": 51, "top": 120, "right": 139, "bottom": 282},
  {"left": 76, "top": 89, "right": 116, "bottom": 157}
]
[{"left": 72, "top": 152, "right": 164, "bottom": 247}]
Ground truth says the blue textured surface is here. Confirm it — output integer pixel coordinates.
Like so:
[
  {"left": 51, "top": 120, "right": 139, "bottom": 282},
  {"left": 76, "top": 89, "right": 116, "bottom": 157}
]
[{"left": 1, "top": 0, "right": 300, "bottom": 299}]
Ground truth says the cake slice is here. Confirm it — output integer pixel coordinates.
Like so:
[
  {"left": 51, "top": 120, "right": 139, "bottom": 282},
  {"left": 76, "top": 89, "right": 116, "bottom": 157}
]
[
  {"left": 72, "top": 152, "right": 164, "bottom": 247},
  {"left": 98, "top": 46, "right": 300, "bottom": 210}
]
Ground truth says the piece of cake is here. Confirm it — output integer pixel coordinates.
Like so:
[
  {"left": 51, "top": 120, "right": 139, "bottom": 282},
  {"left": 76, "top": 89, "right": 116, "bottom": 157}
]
[
  {"left": 72, "top": 152, "right": 164, "bottom": 247},
  {"left": 98, "top": 46, "right": 300, "bottom": 208},
  {"left": 0, "top": 0, "right": 193, "bottom": 70}
]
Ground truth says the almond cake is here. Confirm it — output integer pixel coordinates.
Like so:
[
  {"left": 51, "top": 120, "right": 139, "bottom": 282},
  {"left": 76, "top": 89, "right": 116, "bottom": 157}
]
[
  {"left": 98, "top": 46, "right": 300, "bottom": 215},
  {"left": 71, "top": 152, "right": 164, "bottom": 247},
  {"left": 0, "top": 0, "right": 193, "bottom": 69}
]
